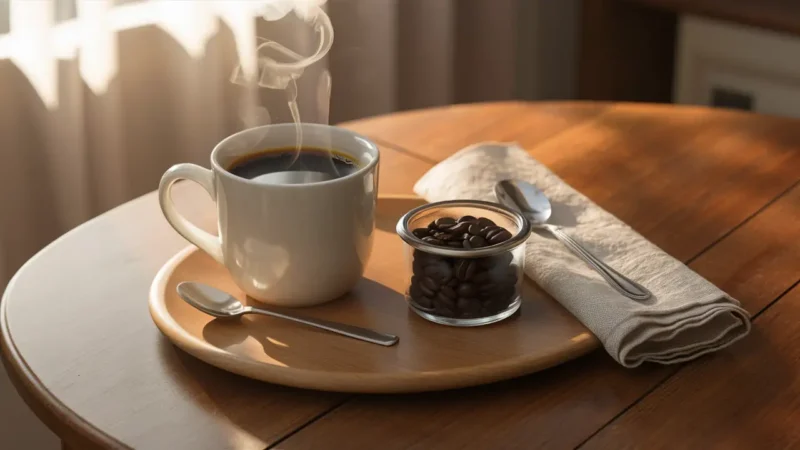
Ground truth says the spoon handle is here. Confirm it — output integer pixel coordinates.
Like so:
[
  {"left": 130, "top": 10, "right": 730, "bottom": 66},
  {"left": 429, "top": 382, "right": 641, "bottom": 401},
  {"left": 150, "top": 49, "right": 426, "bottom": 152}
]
[
  {"left": 247, "top": 307, "right": 400, "bottom": 347},
  {"left": 542, "top": 224, "right": 652, "bottom": 301}
]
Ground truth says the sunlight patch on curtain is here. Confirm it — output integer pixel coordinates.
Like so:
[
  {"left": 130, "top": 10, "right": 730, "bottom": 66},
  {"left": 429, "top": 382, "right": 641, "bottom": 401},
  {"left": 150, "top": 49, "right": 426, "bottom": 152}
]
[{"left": 0, "top": 0, "right": 265, "bottom": 110}]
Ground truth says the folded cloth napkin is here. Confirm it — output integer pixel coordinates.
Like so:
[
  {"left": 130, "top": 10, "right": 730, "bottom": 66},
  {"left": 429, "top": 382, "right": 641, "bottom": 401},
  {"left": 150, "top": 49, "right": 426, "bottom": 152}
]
[{"left": 414, "top": 142, "right": 751, "bottom": 367}]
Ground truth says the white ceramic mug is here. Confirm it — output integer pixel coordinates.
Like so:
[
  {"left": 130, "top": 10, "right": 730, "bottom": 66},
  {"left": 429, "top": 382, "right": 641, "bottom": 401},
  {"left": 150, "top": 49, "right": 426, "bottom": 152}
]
[{"left": 158, "top": 123, "right": 380, "bottom": 306}]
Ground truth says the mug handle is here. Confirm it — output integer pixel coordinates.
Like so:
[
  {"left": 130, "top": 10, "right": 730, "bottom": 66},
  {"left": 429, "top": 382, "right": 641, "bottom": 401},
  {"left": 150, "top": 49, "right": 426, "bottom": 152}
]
[{"left": 158, "top": 163, "right": 224, "bottom": 264}]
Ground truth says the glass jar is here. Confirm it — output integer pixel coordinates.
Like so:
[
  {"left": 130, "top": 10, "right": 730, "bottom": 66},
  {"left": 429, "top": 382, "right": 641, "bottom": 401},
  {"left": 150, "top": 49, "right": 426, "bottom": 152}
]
[{"left": 396, "top": 200, "right": 531, "bottom": 327}]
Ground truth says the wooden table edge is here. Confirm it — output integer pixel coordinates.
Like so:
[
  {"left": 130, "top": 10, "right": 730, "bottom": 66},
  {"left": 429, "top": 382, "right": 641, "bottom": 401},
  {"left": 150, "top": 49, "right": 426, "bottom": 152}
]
[
  {"left": 1, "top": 290, "right": 125, "bottom": 449},
  {"left": 0, "top": 197, "right": 153, "bottom": 449}
]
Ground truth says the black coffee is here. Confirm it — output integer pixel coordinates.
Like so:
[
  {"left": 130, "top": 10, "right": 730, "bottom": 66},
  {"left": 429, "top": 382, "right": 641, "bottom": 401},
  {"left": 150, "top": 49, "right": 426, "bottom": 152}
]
[{"left": 227, "top": 147, "right": 360, "bottom": 184}]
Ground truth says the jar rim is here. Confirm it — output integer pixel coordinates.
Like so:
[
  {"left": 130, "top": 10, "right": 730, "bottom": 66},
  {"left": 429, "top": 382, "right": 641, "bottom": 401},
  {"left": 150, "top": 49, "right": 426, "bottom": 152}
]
[{"left": 396, "top": 199, "right": 531, "bottom": 257}]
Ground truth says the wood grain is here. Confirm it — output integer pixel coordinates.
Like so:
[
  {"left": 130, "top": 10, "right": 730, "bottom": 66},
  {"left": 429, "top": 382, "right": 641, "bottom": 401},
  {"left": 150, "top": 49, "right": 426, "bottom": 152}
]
[
  {"left": 150, "top": 197, "right": 597, "bottom": 393},
  {"left": 686, "top": 183, "right": 800, "bottom": 314},
  {"left": 0, "top": 147, "right": 430, "bottom": 449},
  {"left": 581, "top": 184, "right": 800, "bottom": 448},
  {"left": 522, "top": 104, "right": 800, "bottom": 262},
  {"left": 383, "top": 103, "right": 800, "bottom": 263},
  {"left": 276, "top": 104, "right": 800, "bottom": 449},
  {"left": 340, "top": 101, "right": 607, "bottom": 163},
  {"left": 582, "top": 284, "right": 800, "bottom": 450},
  {"left": 372, "top": 144, "right": 433, "bottom": 195}
]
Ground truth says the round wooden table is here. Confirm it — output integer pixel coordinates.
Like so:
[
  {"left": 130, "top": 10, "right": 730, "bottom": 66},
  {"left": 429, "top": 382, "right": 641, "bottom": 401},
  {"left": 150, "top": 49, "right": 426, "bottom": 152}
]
[{"left": 3, "top": 102, "right": 800, "bottom": 449}]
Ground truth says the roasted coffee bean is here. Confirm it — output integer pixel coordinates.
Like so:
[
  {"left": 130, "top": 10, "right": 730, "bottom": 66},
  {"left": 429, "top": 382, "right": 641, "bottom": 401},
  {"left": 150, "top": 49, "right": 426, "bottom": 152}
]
[
  {"left": 414, "top": 250, "right": 444, "bottom": 265},
  {"left": 409, "top": 280, "right": 422, "bottom": 298},
  {"left": 488, "top": 229, "right": 512, "bottom": 245},
  {"left": 455, "top": 260, "right": 477, "bottom": 280},
  {"left": 434, "top": 217, "right": 457, "bottom": 229},
  {"left": 447, "top": 241, "right": 464, "bottom": 248},
  {"left": 498, "top": 284, "right": 516, "bottom": 300},
  {"left": 498, "top": 252, "right": 514, "bottom": 265},
  {"left": 480, "top": 252, "right": 514, "bottom": 273},
  {"left": 468, "top": 235, "right": 488, "bottom": 248},
  {"left": 473, "top": 271, "right": 490, "bottom": 283},
  {"left": 424, "top": 262, "right": 452, "bottom": 283},
  {"left": 488, "top": 261, "right": 514, "bottom": 278},
  {"left": 478, "top": 256, "right": 505, "bottom": 269},
  {"left": 420, "top": 283, "right": 436, "bottom": 297},
  {"left": 414, "top": 296, "right": 434, "bottom": 309},
  {"left": 468, "top": 223, "right": 484, "bottom": 236},
  {"left": 435, "top": 304, "right": 456, "bottom": 317},
  {"left": 436, "top": 293, "right": 456, "bottom": 309},
  {"left": 481, "top": 290, "right": 501, "bottom": 301},
  {"left": 446, "top": 221, "right": 471, "bottom": 234},
  {"left": 477, "top": 217, "right": 496, "bottom": 228},
  {"left": 483, "top": 226, "right": 503, "bottom": 240},
  {"left": 439, "top": 285, "right": 457, "bottom": 300},
  {"left": 457, "top": 297, "right": 481, "bottom": 313},
  {"left": 421, "top": 276, "right": 439, "bottom": 291},
  {"left": 482, "top": 300, "right": 503, "bottom": 314},
  {"left": 479, "top": 282, "right": 497, "bottom": 294},
  {"left": 412, "top": 228, "right": 431, "bottom": 239},
  {"left": 479, "top": 224, "right": 503, "bottom": 237},
  {"left": 462, "top": 238, "right": 472, "bottom": 249},
  {"left": 505, "top": 272, "right": 519, "bottom": 286},
  {"left": 457, "top": 215, "right": 477, "bottom": 223},
  {"left": 422, "top": 236, "right": 444, "bottom": 246},
  {"left": 447, "top": 278, "right": 459, "bottom": 288},
  {"left": 434, "top": 232, "right": 455, "bottom": 241},
  {"left": 457, "top": 282, "right": 477, "bottom": 297}
]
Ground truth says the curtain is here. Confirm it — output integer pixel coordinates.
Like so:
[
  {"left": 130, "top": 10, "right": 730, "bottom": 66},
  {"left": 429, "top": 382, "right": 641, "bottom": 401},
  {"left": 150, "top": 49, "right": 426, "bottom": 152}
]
[{"left": 0, "top": 0, "right": 579, "bottom": 287}]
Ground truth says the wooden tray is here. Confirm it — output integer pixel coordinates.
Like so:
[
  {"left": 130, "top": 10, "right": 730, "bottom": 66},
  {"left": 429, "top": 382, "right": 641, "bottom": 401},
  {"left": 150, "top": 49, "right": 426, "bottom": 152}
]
[{"left": 149, "top": 195, "right": 599, "bottom": 393}]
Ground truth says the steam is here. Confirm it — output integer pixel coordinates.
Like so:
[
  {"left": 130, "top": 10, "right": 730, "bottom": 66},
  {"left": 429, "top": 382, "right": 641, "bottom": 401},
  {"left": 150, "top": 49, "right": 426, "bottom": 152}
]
[
  {"left": 317, "top": 69, "right": 332, "bottom": 126},
  {"left": 230, "top": 0, "right": 334, "bottom": 174}
]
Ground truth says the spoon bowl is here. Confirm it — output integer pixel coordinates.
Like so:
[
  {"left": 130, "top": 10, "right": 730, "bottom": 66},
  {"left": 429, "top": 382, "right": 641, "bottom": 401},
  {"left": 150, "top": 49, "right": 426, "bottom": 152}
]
[
  {"left": 495, "top": 179, "right": 552, "bottom": 224},
  {"left": 177, "top": 282, "right": 248, "bottom": 318}
]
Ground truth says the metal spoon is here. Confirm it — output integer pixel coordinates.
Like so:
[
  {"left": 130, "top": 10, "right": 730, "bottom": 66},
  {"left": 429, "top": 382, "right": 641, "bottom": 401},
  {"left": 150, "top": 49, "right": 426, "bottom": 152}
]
[
  {"left": 177, "top": 282, "right": 399, "bottom": 346},
  {"left": 495, "top": 179, "right": 651, "bottom": 301}
]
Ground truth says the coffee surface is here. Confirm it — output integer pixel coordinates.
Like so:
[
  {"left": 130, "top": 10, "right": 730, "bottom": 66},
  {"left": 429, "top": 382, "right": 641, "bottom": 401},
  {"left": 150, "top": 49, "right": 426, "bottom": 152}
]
[{"left": 227, "top": 147, "right": 360, "bottom": 184}]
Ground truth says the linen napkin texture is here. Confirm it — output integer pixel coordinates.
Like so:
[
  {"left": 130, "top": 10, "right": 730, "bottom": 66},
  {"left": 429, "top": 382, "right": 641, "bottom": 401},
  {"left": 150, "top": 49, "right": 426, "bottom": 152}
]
[{"left": 414, "top": 143, "right": 751, "bottom": 367}]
